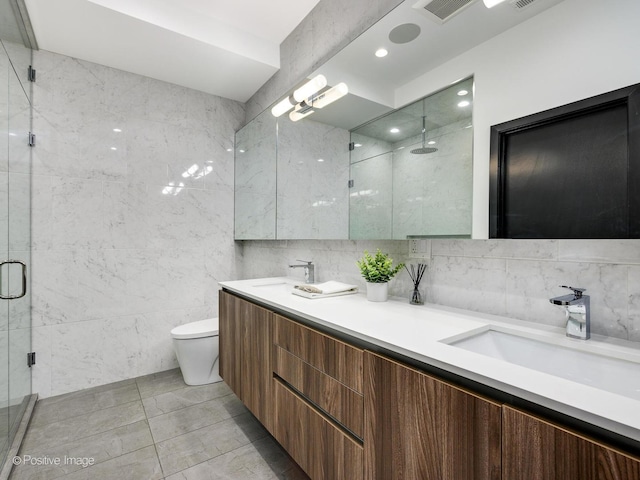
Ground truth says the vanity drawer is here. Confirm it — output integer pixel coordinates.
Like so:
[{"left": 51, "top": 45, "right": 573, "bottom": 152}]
[
  {"left": 274, "top": 345, "right": 364, "bottom": 438},
  {"left": 273, "top": 314, "right": 363, "bottom": 393},
  {"left": 273, "top": 378, "right": 364, "bottom": 480}
]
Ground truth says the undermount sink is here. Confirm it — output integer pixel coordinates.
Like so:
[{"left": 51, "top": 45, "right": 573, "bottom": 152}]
[{"left": 444, "top": 328, "right": 640, "bottom": 401}]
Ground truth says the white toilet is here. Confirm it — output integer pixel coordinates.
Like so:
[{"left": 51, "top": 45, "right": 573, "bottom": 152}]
[{"left": 170, "top": 318, "right": 222, "bottom": 385}]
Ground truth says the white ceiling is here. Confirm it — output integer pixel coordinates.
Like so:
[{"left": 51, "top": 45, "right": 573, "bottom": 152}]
[
  {"left": 311, "top": 0, "right": 566, "bottom": 130},
  {"left": 23, "top": 0, "right": 321, "bottom": 102},
  {"left": 23, "top": 0, "right": 566, "bottom": 110}
]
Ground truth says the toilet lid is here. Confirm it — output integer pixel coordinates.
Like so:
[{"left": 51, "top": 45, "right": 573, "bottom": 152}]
[{"left": 171, "top": 318, "right": 219, "bottom": 339}]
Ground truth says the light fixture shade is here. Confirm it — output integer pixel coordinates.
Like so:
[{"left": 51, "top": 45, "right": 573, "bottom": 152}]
[
  {"left": 483, "top": 0, "right": 508, "bottom": 7},
  {"left": 289, "top": 108, "right": 315, "bottom": 122},
  {"left": 293, "top": 74, "right": 327, "bottom": 103},
  {"left": 313, "top": 83, "right": 349, "bottom": 109},
  {"left": 271, "top": 95, "right": 295, "bottom": 117}
]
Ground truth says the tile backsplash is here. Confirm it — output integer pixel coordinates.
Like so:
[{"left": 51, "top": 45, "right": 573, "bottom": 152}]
[{"left": 240, "top": 239, "right": 640, "bottom": 342}]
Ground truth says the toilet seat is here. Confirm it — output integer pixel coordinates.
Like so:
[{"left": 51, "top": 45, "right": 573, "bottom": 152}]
[{"left": 170, "top": 318, "right": 219, "bottom": 340}]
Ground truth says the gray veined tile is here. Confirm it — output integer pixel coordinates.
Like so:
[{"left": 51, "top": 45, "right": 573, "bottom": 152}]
[
  {"left": 148, "top": 394, "right": 248, "bottom": 443},
  {"left": 155, "top": 412, "right": 269, "bottom": 476},
  {"left": 142, "top": 381, "right": 232, "bottom": 418},
  {"left": 53, "top": 445, "right": 163, "bottom": 480},
  {"left": 30, "top": 382, "right": 140, "bottom": 427},
  {"left": 164, "top": 436, "right": 308, "bottom": 480},
  {"left": 20, "top": 400, "right": 146, "bottom": 451},
  {"left": 135, "top": 368, "right": 185, "bottom": 399},
  {"left": 9, "top": 420, "right": 153, "bottom": 480}
]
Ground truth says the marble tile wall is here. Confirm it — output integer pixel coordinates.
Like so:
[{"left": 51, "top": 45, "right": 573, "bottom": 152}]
[
  {"left": 241, "top": 239, "right": 413, "bottom": 297},
  {"left": 349, "top": 152, "right": 393, "bottom": 239},
  {"left": 31, "top": 50, "right": 245, "bottom": 397},
  {"left": 276, "top": 118, "right": 349, "bottom": 239},
  {"left": 234, "top": 110, "right": 277, "bottom": 240},
  {"left": 428, "top": 239, "right": 640, "bottom": 341},
  {"left": 392, "top": 120, "right": 472, "bottom": 238},
  {"left": 241, "top": 238, "right": 640, "bottom": 343}
]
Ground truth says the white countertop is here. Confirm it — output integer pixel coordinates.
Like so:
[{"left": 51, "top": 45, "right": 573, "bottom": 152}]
[{"left": 220, "top": 277, "right": 640, "bottom": 444}]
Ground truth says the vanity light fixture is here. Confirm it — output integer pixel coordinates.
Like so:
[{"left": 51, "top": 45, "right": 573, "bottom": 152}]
[
  {"left": 288, "top": 82, "right": 349, "bottom": 122},
  {"left": 271, "top": 74, "right": 327, "bottom": 117},
  {"left": 312, "top": 83, "right": 348, "bottom": 109},
  {"left": 375, "top": 48, "right": 388, "bottom": 58},
  {"left": 293, "top": 74, "right": 327, "bottom": 102},
  {"left": 289, "top": 102, "right": 315, "bottom": 122},
  {"left": 483, "top": 0, "right": 508, "bottom": 7},
  {"left": 182, "top": 164, "right": 199, "bottom": 178},
  {"left": 271, "top": 96, "right": 296, "bottom": 117}
]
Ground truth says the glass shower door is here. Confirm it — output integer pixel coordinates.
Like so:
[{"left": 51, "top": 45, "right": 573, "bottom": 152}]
[
  {"left": 0, "top": 38, "right": 32, "bottom": 469},
  {"left": 0, "top": 36, "right": 9, "bottom": 469}
]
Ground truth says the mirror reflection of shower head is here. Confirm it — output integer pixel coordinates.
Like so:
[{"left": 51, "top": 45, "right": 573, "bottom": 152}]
[{"left": 410, "top": 115, "right": 437, "bottom": 154}]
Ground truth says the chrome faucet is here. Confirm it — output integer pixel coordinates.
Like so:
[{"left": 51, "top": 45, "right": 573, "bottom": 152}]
[
  {"left": 289, "top": 260, "right": 315, "bottom": 284},
  {"left": 549, "top": 286, "right": 590, "bottom": 340}
]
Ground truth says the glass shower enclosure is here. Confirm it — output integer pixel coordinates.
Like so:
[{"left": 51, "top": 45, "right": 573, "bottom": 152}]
[{"left": 0, "top": 2, "right": 34, "bottom": 474}]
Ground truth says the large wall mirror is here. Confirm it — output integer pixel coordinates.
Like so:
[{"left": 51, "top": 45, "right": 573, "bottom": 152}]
[
  {"left": 234, "top": 0, "right": 574, "bottom": 240},
  {"left": 234, "top": 109, "right": 277, "bottom": 240},
  {"left": 350, "top": 77, "right": 473, "bottom": 239}
]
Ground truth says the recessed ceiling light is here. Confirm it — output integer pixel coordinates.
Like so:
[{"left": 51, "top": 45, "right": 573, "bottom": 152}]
[
  {"left": 390, "top": 127, "right": 400, "bottom": 133},
  {"left": 457, "top": 90, "right": 468, "bottom": 96},
  {"left": 239, "top": 149, "right": 246, "bottom": 153},
  {"left": 483, "top": 0, "right": 508, "bottom": 8},
  {"left": 458, "top": 100, "right": 470, "bottom": 107},
  {"left": 226, "top": 148, "right": 232, "bottom": 152},
  {"left": 317, "top": 158, "right": 324, "bottom": 162},
  {"left": 428, "top": 141, "right": 436, "bottom": 145},
  {"left": 354, "top": 143, "right": 362, "bottom": 148},
  {"left": 375, "top": 48, "right": 388, "bottom": 58},
  {"left": 110, "top": 147, "right": 117, "bottom": 151},
  {"left": 113, "top": 128, "right": 122, "bottom": 132}
]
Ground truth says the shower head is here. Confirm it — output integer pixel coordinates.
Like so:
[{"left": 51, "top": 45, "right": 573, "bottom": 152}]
[
  {"left": 410, "top": 146, "right": 438, "bottom": 154},
  {"left": 411, "top": 115, "right": 438, "bottom": 155}
]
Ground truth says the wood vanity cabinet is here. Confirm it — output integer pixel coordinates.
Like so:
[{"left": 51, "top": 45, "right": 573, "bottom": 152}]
[
  {"left": 220, "top": 291, "right": 640, "bottom": 480},
  {"left": 219, "top": 291, "right": 273, "bottom": 432},
  {"left": 272, "top": 314, "right": 364, "bottom": 480},
  {"left": 502, "top": 405, "right": 640, "bottom": 480},
  {"left": 363, "top": 351, "right": 502, "bottom": 480}
]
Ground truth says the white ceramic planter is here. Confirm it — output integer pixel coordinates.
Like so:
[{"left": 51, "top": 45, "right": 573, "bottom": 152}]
[{"left": 366, "top": 282, "right": 388, "bottom": 302}]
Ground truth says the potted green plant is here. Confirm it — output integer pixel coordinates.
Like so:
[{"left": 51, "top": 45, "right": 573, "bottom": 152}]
[{"left": 356, "top": 249, "right": 404, "bottom": 302}]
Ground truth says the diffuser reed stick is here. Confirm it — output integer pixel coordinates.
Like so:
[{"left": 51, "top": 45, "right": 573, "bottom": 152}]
[{"left": 405, "top": 263, "right": 427, "bottom": 305}]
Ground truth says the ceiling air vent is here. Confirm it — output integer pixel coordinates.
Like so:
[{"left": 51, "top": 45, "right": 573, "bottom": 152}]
[
  {"left": 412, "top": 0, "right": 478, "bottom": 24},
  {"left": 510, "top": 0, "right": 538, "bottom": 9}
]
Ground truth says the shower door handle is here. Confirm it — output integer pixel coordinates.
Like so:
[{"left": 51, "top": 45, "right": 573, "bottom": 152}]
[{"left": 0, "top": 260, "right": 27, "bottom": 300}]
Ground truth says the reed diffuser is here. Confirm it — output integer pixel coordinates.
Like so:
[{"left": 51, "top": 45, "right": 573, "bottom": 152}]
[{"left": 405, "top": 263, "right": 427, "bottom": 305}]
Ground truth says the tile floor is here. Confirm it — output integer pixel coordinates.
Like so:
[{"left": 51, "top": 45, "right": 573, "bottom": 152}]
[{"left": 9, "top": 369, "right": 309, "bottom": 480}]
